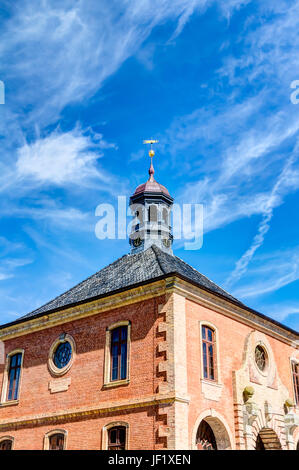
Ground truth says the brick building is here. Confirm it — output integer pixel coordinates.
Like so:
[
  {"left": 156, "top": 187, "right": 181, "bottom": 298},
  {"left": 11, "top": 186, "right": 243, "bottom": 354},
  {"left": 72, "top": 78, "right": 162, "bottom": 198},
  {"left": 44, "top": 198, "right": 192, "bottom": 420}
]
[{"left": 0, "top": 152, "right": 298, "bottom": 450}]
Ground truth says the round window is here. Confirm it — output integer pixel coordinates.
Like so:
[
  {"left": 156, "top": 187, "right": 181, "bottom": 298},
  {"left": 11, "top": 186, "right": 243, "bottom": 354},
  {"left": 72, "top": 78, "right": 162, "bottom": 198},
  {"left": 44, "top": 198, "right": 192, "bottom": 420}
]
[
  {"left": 255, "top": 345, "right": 267, "bottom": 371},
  {"left": 53, "top": 341, "right": 72, "bottom": 369}
]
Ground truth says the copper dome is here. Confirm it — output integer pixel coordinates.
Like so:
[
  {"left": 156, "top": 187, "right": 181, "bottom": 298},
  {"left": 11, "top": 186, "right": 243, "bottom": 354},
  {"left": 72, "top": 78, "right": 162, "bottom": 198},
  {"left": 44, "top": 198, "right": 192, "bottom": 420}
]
[{"left": 133, "top": 157, "right": 170, "bottom": 196}]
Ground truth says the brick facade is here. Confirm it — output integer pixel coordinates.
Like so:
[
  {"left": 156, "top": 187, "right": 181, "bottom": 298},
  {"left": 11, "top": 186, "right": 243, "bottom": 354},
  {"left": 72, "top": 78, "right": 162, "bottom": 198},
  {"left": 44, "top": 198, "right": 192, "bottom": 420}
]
[{"left": 0, "top": 277, "right": 298, "bottom": 450}]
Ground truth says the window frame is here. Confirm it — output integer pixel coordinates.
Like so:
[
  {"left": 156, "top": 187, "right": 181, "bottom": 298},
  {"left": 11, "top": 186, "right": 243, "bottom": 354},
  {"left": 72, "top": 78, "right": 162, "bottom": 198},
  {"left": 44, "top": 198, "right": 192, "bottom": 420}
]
[
  {"left": 110, "top": 326, "right": 128, "bottom": 382},
  {"left": 0, "top": 436, "right": 14, "bottom": 450},
  {"left": 48, "top": 334, "right": 76, "bottom": 377},
  {"left": 108, "top": 426, "right": 126, "bottom": 450},
  {"left": 104, "top": 321, "right": 131, "bottom": 388},
  {"left": 199, "top": 322, "right": 221, "bottom": 385},
  {"left": 201, "top": 325, "right": 216, "bottom": 381},
  {"left": 0, "top": 349, "right": 24, "bottom": 406},
  {"left": 102, "top": 422, "right": 129, "bottom": 450},
  {"left": 44, "top": 429, "right": 67, "bottom": 450},
  {"left": 291, "top": 360, "right": 299, "bottom": 406},
  {"left": 254, "top": 344, "right": 268, "bottom": 372},
  {"left": 253, "top": 340, "right": 270, "bottom": 377}
]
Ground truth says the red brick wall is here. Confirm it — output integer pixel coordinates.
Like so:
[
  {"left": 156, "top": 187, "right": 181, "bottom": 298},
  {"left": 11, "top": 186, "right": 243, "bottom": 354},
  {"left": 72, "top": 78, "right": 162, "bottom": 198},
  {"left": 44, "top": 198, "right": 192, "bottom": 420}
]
[
  {"left": 5, "top": 409, "right": 156, "bottom": 450},
  {"left": 185, "top": 298, "right": 298, "bottom": 448},
  {"left": 0, "top": 295, "right": 166, "bottom": 449},
  {"left": 0, "top": 291, "right": 297, "bottom": 450}
]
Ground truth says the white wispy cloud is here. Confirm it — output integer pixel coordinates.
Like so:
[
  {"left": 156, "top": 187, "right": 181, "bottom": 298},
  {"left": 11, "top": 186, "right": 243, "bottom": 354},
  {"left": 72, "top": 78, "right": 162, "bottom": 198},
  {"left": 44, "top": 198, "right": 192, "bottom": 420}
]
[
  {"left": 23, "top": 226, "right": 93, "bottom": 269},
  {"left": 15, "top": 126, "right": 116, "bottom": 188},
  {"left": 260, "top": 303, "right": 299, "bottom": 325},
  {"left": 168, "top": 101, "right": 299, "bottom": 232},
  {"left": 0, "top": 237, "right": 24, "bottom": 257},
  {"left": 1, "top": 0, "right": 244, "bottom": 126},
  {"left": 0, "top": 0, "right": 250, "bottom": 245},
  {"left": 0, "top": 257, "right": 34, "bottom": 282},
  {"left": 0, "top": 273, "right": 13, "bottom": 281},
  {"left": 219, "top": 0, "right": 299, "bottom": 87},
  {"left": 232, "top": 247, "right": 299, "bottom": 299},
  {"left": 0, "top": 199, "right": 94, "bottom": 233},
  {"left": 226, "top": 148, "right": 299, "bottom": 286},
  {"left": 0, "top": 236, "right": 34, "bottom": 282},
  {"left": 0, "top": 0, "right": 246, "bottom": 216},
  {"left": 162, "top": 2, "right": 299, "bottom": 291}
]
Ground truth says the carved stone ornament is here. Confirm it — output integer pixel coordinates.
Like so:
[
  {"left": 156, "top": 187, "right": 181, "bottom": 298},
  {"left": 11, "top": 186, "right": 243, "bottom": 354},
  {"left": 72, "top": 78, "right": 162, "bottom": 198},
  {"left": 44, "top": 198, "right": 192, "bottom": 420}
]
[{"left": 243, "top": 386, "right": 259, "bottom": 434}]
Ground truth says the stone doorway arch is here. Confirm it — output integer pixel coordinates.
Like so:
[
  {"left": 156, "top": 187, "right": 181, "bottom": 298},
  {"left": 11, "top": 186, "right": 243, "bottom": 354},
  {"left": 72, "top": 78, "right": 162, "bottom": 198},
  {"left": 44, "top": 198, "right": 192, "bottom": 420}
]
[
  {"left": 196, "top": 420, "right": 217, "bottom": 450},
  {"left": 255, "top": 428, "right": 282, "bottom": 450},
  {"left": 192, "top": 411, "right": 233, "bottom": 450}
]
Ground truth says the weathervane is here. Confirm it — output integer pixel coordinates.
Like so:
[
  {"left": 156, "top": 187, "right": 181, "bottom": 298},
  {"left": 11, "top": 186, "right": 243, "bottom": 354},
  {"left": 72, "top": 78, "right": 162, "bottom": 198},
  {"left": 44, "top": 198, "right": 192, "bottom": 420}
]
[
  {"left": 143, "top": 139, "right": 159, "bottom": 158},
  {"left": 143, "top": 139, "right": 158, "bottom": 180}
]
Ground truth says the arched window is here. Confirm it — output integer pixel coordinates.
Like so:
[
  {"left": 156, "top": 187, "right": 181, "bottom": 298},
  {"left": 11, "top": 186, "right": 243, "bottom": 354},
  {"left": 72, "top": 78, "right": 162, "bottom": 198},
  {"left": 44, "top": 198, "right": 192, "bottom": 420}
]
[
  {"left": 148, "top": 205, "right": 157, "bottom": 222},
  {"left": 0, "top": 439, "right": 13, "bottom": 450},
  {"left": 201, "top": 325, "right": 216, "bottom": 381},
  {"left": 7, "top": 352, "right": 22, "bottom": 401},
  {"left": 108, "top": 426, "right": 126, "bottom": 450},
  {"left": 44, "top": 430, "right": 67, "bottom": 450},
  {"left": 111, "top": 326, "right": 128, "bottom": 381},
  {"left": 49, "top": 433, "right": 65, "bottom": 450}
]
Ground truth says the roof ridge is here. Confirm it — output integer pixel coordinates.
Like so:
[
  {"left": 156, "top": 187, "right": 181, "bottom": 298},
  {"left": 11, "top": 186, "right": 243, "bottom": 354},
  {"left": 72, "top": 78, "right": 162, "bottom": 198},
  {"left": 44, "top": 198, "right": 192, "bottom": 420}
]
[
  {"left": 151, "top": 245, "right": 242, "bottom": 304},
  {"left": 171, "top": 251, "right": 242, "bottom": 302},
  {"left": 150, "top": 245, "right": 167, "bottom": 275}
]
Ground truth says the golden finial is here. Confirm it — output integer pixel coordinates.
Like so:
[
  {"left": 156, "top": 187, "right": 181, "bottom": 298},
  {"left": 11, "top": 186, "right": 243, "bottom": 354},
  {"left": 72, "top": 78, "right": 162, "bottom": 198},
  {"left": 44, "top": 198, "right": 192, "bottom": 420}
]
[
  {"left": 143, "top": 139, "right": 158, "bottom": 181},
  {"left": 143, "top": 139, "right": 158, "bottom": 158}
]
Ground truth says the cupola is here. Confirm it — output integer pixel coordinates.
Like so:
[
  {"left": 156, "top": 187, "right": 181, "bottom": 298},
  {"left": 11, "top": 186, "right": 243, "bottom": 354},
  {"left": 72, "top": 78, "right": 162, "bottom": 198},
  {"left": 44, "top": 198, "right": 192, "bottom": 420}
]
[{"left": 129, "top": 140, "right": 173, "bottom": 254}]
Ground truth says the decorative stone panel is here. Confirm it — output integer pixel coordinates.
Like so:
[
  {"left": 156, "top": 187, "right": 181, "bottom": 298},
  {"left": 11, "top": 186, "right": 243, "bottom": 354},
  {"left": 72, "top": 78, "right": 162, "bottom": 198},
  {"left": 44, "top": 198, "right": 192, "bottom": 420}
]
[
  {"left": 48, "top": 377, "right": 71, "bottom": 393},
  {"left": 201, "top": 380, "right": 223, "bottom": 401},
  {"left": 233, "top": 330, "right": 299, "bottom": 449}
]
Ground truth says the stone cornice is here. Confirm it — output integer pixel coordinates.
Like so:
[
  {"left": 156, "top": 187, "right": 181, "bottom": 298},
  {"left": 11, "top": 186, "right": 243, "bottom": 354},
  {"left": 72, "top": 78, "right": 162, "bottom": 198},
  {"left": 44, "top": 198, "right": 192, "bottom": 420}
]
[
  {"left": 0, "top": 275, "right": 297, "bottom": 346},
  {"left": 165, "top": 277, "right": 299, "bottom": 347},
  {"left": 0, "top": 280, "right": 167, "bottom": 341},
  {"left": 0, "top": 392, "right": 189, "bottom": 431}
]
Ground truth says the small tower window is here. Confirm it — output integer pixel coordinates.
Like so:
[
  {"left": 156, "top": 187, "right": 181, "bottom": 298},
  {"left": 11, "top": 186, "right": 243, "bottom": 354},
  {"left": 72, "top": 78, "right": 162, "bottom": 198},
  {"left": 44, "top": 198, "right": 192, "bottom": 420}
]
[
  {"left": 136, "top": 209, "right": 143, "bottom": 224},
  {"left": 148, "top": 205, "right": 157, "bottom": 222},
  {"left": 162, "top": 207, "right": 169, "bottom": 225}
]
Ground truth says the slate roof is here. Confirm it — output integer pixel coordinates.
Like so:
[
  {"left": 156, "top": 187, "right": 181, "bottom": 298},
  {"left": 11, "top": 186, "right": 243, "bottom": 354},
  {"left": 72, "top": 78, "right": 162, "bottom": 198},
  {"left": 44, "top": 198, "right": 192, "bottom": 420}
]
[
  {"left": 18, "top": 245, "right": 242, "bottom": 320},
  {"left": 1, "top": 245, "right": 298, "bottom": 336}
]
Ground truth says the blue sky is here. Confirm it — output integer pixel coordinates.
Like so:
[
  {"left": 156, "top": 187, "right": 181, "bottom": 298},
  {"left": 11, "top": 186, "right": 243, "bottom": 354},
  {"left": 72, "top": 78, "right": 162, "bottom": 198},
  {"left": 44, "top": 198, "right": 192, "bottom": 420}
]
[{"left": 0, "top": 0, "right": 299, "bottom": 331}]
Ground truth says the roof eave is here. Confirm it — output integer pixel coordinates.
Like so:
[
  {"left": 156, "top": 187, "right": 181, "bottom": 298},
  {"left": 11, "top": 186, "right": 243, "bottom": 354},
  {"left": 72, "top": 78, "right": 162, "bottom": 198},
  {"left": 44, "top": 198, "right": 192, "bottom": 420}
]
[{"left": 0, "top": 271, "right": 298, "bottom": 339}]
